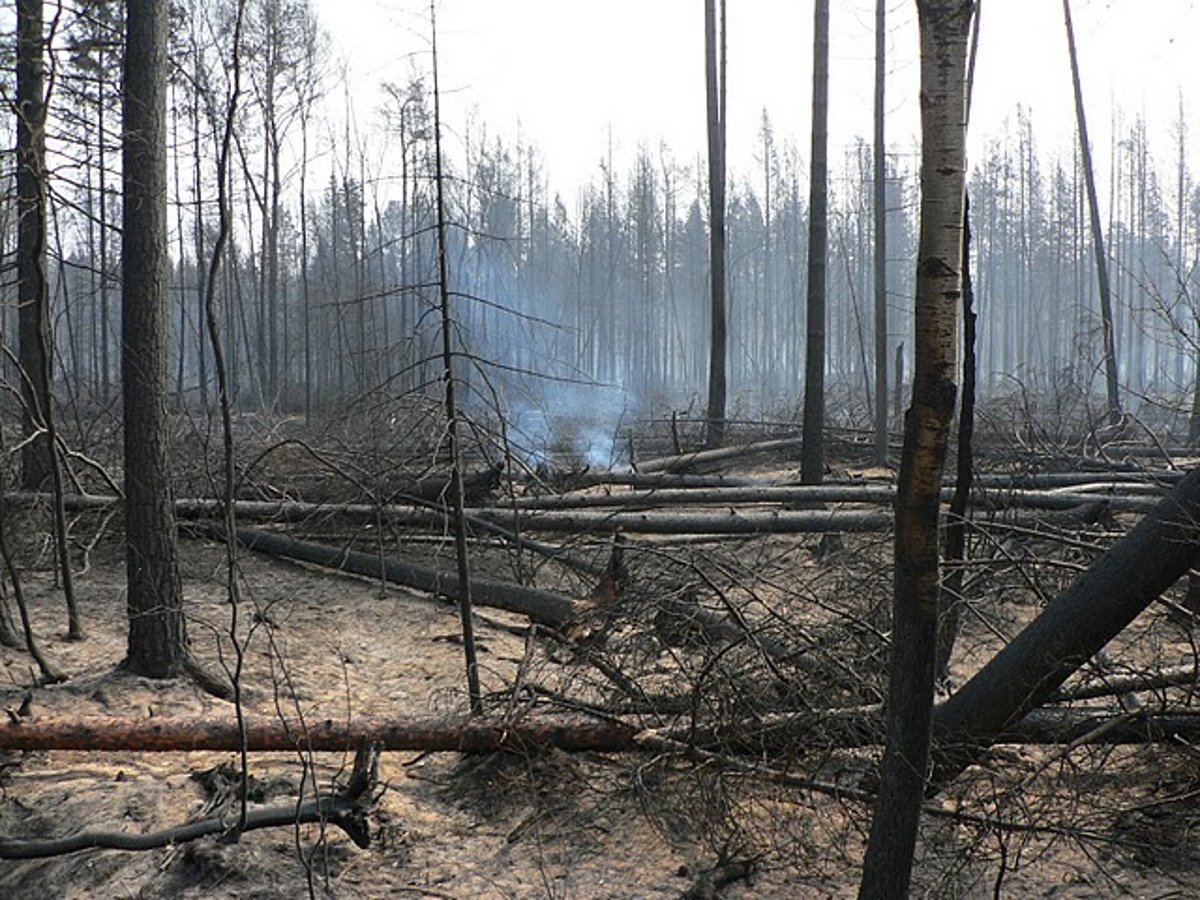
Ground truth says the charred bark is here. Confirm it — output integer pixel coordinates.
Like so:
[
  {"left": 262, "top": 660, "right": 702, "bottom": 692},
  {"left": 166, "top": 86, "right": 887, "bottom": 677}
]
[
  {"left": 194, "top": 521, "right": 578, "bottom": 627},
  {"left": 932, "top": 468, "right": 1200, "bottom": 783}
]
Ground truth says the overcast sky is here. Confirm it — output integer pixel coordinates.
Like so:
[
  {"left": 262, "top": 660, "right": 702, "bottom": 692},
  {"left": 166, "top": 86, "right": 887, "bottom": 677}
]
[{"left": 318, "top": 0, "right": 1200, "bottom": 199}]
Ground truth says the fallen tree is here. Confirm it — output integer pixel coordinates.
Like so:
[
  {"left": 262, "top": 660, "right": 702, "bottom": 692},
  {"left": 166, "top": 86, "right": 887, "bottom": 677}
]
[
  {"left": 5, "top": 706, "right": 1200, "bottom": 755},
  {"left": 474, "top": 506, "right": 894, "bottom": 534},
  {"left": 189, "top": 521, "right": 579, "bottom": 626},
  {"left": 931, "top": 467, "right": 1200, "bottom": 782},
  {"left": 0, "top": 713, "right": 638, "bottom": 753},
  {"left": 190, "top": 523, "right": 811, "bottom": 667},
  {"left": 634, "top": 436, "right": 805, "bottom": 474},
  {"left": 6, "top": 485, "right": 1157, "bottom": 526},
  {"left": 509, "top": 483, "right": 1157, "bottom": 514}
]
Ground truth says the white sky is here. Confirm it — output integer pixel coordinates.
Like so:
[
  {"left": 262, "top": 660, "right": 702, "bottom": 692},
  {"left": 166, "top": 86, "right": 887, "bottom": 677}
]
[{"left": 318, "top": 0, "right": 1200, "bottom": 200}]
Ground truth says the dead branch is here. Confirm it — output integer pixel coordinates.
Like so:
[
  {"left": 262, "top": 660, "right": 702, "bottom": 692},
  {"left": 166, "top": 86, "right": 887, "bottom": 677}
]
[
  {"left": 0, "top": 742, "right": 380, "bottom": 859},
  {"left": 1049, "top": 663, "right": 1200, "bottom": 702}
]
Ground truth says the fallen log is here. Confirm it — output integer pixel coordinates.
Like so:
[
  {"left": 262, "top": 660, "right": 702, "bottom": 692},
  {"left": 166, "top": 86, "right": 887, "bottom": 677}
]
[
  {"left": 5, "top": 706, "right": 1198, "bottom": 756},
  {"left": 0, "top": 713, "right": 638, "bottom": 753},
  {"left": 6, "top": 488, "right": 1154, "bottom": 531},
  {"left": 512, "top": 484, "right": 1159, "bottom": 514},
  {"left": 475, "top": 507, "right": 894, "bottom": 535},
  {"left": 189, "top": 521, "right": 578, "bottom": 628},
  {"left": 193, "top": 524, "right": 801, "bottom": 664},
  {"left": 932, "top": 467, "right": 1200, "bottom": 783},
  {"left": 510, "top": 484, "right": 897, "bottom": 511},
  {"left": 634, "top": 436, "right": 805, "bottom": 474},
  {"left": 552, "top": 472, "right": 769, "bottom": 490},
  {"left": 972, "top": 471, "right": 1182, "bottom": 490}
]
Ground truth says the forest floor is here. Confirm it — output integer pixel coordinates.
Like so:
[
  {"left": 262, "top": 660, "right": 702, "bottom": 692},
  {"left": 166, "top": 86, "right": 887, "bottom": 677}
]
[{"left": 3, "top": 444, "right": 1200, "bottom": 898}]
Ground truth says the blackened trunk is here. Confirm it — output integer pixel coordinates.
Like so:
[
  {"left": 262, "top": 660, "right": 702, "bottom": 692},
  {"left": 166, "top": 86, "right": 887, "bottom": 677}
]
[
  {"left": 933, "top": 469, "right": 1200, "bottom": 782},
  {"left": 16, "top": 0, "right": 52, "bottom": 490},
  {"left": 800, "top": 0, "right": 830, "bottom": 485},
  {"left": 122, "top": 0, "right": 190, "bottom": 677}
]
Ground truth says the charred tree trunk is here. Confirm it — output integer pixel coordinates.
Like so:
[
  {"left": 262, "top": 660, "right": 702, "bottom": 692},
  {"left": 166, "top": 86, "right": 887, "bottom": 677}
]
[
  {"left": 704, "top": 0, "right": 728, "bottom": 447},
  {"left": 800, "top": 0, "right": 830, "bottom": 484},
  {"left": 16, "top": 0, "right": 52, "bottom": 490},
  {"left": 1064, "top": 0, "right": 1120, "bottom": 425},
  {"left": 872, "top": 0, "right": 888, "bottom": 466},
  {"left": 933, "top": 468, "right": 1200, "bottom": 782},
  {"left": 122, "top": 0, "right": 201, "bottom": 683}
]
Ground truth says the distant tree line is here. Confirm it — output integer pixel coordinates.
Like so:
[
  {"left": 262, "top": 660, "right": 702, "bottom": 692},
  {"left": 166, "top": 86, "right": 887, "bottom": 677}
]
[{"left": 1, "top": 0, "right": 1198, "bottom": 436}]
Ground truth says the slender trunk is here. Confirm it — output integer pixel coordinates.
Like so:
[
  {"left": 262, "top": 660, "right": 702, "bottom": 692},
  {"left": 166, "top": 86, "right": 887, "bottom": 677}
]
[
  {"left": 800, "top": 0, "right": 830, "bottom": 484},
  {"left": 301, "top": 119, "right": 313, "bottom": 423},
  {"left": 1063, "top": 0, "right": 1120, "bottom": 424},
  {"left": 704, "top": 0, "right": 728, "bottom": 447},
  {"left": 191, "top": 66, "right": 208, "bottom": 406},
  {"left": 431, "top": 1, "right": 483, "bottom": 714},
  {"left": 872, "top": 0, "right": 888, "bottom": 465}
]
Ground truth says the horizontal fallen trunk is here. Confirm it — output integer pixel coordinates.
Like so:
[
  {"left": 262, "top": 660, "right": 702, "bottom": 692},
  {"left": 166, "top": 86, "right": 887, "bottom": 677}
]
[
  {"left": 972, "top": 471, "right": 1182, "bottom": 490},
  {"left": 0, "top": 713, "right": 638, "bottom": 753},
  {"left": 190, "top": 521, "right": 579, "bottom": 628},
  {"left": 553, "top": 472, "right": 769, "bottom": 490},
  {"left": 635, "top": 436, "right": 805, "bottom": 474},
  {"left": 9, "top": 486, "right": 1155, "bottom": 527},
  {"left": 511, "top": 484, "right": 1158, "bottom": 514},
  {"left": 475, "top": 507, "right": 894, "bottom": 534},
  {"left": 13, "top": 492, "right": 890, "bottom": 533},
  {"left": 510, "top": 484, "right": 897, "bottom": 511},
  {"left": 201, "top": 524, "right": 808, "bottom": 668},
  {"left": 5, "top": 706, "right": 1198, "bottom": 755}
]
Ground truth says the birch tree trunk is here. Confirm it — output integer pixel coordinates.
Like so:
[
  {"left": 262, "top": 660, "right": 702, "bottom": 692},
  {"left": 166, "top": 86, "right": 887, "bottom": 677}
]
[{"left": 858, "top": 1, "right": 973, "bottom": 895}]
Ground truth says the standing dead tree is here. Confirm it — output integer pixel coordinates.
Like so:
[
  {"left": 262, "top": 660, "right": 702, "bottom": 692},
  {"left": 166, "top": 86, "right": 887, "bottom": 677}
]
[
  {"left": 430, "top": 0, "right": 483, "bottom": 713},
  {"left": 859, "top": 1, "right": 974, "bottom": 895},
  {"left": 800, "top": 0, "right": 829, "bottom": 485},
  {"left": 1063, "top": 0, "right": 1120, "bottom": 425},
  {"left": 704, "top": 0, "right": 728, "bottom": 447}
]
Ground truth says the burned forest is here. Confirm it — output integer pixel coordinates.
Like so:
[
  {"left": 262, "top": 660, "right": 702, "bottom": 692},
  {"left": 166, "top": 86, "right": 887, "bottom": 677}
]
[{"left": 3, "top": 0, "right": 1200, "bottom": 897}]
